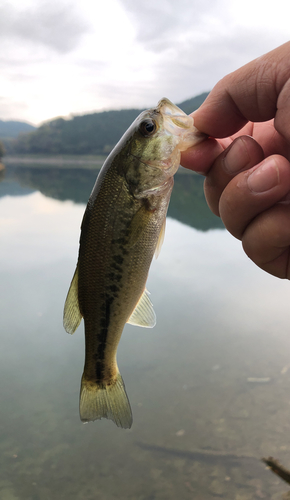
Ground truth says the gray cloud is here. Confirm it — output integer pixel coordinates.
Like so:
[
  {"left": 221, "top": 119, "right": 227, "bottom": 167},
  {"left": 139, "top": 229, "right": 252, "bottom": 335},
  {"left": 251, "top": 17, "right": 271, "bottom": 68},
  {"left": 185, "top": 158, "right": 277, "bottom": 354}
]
[
  {"left": 150, "top": 27, "right": 284, "bottom": 102},
  {"left": 0, "top": 2, "right": 89, "bottom": 53},
  {"left": 86, "top": 24, "right": 287, "bottom": 117},
  {"left": 119, "top": 0, "right": 222, "bottom": 51},
  {"left": 116, "top": 0, "right": 289, "bottom": 107}
]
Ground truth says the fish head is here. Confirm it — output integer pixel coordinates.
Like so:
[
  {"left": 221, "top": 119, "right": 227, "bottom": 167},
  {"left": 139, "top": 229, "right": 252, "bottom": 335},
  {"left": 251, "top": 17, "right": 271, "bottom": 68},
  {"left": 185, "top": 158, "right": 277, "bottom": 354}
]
[{"left": 123, "top": 98, "right": 206, "bottom": 197}]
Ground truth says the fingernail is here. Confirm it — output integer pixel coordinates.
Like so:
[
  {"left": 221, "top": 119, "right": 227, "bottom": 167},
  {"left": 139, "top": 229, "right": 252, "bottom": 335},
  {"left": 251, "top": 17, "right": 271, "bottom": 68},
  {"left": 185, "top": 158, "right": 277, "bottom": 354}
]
[
  {"left": 224, "top": 137, "right": 250, "bottom": 174},
  {"left": 247, "top": 158, "right": 279, "bottom": 193}
]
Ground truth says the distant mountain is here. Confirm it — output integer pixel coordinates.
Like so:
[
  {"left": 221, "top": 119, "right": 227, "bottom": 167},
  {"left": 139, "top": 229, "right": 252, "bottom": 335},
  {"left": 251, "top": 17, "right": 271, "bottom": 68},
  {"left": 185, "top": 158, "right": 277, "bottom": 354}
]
[
  {"left": 3, "top": 92, "right": 210, "bottom": 156},
  {"left": 0, "top": 120, "right": 36, "bottom": 139}
]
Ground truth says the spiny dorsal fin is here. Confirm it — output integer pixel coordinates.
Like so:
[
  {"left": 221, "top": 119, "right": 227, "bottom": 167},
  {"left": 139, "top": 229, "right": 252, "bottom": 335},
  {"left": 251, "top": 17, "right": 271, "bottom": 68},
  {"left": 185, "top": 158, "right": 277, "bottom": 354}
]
[
  {"left": 63, "top": 265, "right": 82, "bottom": 334},
  {"left": 127, "top": 288, "right": 156, "bottom": 328},
  {"left": 155, "top": 218, "right": 166, "bottom": 258}
]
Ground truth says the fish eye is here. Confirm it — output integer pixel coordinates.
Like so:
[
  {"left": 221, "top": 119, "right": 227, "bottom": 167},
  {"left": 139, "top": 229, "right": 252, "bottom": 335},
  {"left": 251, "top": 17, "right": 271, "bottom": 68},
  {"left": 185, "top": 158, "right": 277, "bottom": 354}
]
[{"left": 139, "top": 119, "right": 157, "bottom": 137}]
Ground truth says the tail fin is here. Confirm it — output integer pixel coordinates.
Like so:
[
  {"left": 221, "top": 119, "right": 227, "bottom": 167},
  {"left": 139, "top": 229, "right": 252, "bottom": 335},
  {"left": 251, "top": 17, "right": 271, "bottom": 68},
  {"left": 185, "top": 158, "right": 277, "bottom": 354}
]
[{"left": 80, "top": 373, "right": 132, "bottom": 429}]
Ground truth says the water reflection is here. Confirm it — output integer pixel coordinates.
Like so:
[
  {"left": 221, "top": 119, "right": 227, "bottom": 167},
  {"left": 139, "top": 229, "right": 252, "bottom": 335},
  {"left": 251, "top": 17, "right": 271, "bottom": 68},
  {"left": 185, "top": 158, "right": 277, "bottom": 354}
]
[
  {"left": 0, "top": 166, "right": 290, "bottom": 499},
  {"left": 2, "top": 166, "right": 224, "bottom": 231}
]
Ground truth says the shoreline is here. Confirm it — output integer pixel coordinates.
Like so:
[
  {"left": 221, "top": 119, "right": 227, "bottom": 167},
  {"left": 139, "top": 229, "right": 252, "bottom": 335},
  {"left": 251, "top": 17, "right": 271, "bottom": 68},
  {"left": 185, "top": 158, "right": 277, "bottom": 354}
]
[
  {"left": 2, "top": 155, "right": 196, "bottom": 174},
  {"left": 3, "top": 154, "right": 106, "bottom": 169}
]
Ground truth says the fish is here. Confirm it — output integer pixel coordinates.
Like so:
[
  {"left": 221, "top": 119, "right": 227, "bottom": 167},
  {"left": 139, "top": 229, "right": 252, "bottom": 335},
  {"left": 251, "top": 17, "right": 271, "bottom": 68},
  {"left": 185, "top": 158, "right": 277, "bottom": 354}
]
[{"left": 63, "top": 98, "right": 205, "bottom": 429}]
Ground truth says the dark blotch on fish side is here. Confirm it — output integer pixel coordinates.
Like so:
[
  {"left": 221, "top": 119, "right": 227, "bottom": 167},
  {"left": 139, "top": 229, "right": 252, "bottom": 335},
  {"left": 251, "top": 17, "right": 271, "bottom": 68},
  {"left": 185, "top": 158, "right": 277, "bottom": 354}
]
[
  {"left": 111, "top": 262, "right": 122, "bottom": 273},
  {"left": 100, "top": 318, "right": 107, "bottom": 329},
  {"left": 95, "top": 296, "right": 115, "bottom": 380},
  {"left": 113, "top": 255, "right": 124, "bottom": 265},
  {"left": 95, "top": 359, "right": 105, "bottom": 381},
  {"left": 108, "top": 265, "right": 122, "bottom": 281},
  {"left": 112, "top": 237, "right": 127, "bottom": 245}
]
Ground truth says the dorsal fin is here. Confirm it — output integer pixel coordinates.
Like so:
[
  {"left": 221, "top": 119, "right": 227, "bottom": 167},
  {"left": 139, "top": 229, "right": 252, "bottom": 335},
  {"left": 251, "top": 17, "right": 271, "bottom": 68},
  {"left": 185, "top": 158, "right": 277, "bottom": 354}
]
[{"left": 127, "top": 288, "right": 156, "bottom": 328}]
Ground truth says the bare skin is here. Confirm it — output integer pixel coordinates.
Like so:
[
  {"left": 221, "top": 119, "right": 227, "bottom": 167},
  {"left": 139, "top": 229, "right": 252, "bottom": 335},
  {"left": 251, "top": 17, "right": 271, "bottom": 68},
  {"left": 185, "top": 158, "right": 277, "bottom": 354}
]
[{"left": 181, "top": 41, "right": 290, "bottom": 279}]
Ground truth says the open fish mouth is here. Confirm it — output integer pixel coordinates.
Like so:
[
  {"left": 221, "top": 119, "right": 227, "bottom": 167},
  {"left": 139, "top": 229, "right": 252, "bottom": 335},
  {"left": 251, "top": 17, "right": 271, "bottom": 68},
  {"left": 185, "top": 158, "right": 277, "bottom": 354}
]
[{"left": 157, "top": 98, "right": 206, "bottom": 150}]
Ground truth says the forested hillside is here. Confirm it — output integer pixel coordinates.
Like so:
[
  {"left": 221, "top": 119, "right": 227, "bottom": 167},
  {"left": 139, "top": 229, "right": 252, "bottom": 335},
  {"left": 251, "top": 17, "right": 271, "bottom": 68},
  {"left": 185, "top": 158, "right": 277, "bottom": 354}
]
[{"left": 2, "top": 92, "right": 209, "bottom": 155}]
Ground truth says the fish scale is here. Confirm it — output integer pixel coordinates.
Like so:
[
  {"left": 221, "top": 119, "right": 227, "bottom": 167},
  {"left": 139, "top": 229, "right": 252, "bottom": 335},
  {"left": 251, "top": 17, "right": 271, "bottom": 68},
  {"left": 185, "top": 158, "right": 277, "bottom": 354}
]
[{"left": 80, "top": 164, "right": 163, "bottom": 385}]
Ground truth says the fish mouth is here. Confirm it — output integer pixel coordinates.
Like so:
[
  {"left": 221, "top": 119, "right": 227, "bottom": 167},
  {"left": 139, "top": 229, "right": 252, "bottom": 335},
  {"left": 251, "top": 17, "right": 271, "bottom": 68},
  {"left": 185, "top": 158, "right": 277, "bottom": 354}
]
[
  {"left": 157, "top": 98, "right": 194, "bottom": 129},
  {"left": 156, "top": 98, "right": 206, "bottom": 151}
]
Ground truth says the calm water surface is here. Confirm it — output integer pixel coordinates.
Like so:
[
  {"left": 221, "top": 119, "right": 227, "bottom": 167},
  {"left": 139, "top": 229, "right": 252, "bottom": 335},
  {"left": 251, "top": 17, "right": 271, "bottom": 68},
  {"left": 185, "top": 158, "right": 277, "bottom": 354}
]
[{"left": 1, "top": 166, "right": 290, "bottom": 499}]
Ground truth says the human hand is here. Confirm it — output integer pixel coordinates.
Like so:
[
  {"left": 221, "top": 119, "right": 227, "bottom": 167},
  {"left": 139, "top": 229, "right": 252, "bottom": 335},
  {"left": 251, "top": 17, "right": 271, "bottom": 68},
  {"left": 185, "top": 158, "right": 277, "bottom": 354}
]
[{"left": 181, "top": 42, "right": 290, "bottom": 279}]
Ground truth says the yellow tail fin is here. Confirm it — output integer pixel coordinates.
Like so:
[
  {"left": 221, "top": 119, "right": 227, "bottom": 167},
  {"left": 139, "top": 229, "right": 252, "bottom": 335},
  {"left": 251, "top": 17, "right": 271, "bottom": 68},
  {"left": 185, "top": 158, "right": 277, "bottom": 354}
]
[{"left": 80, "top": 373, "right": 132, "bottom": 429}]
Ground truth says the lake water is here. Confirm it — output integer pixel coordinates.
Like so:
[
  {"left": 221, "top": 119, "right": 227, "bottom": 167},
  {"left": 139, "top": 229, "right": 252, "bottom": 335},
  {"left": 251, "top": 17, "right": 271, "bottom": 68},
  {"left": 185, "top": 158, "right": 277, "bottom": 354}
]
[{"left": 1, "top": 165, "right": 290, "bottom": 499}]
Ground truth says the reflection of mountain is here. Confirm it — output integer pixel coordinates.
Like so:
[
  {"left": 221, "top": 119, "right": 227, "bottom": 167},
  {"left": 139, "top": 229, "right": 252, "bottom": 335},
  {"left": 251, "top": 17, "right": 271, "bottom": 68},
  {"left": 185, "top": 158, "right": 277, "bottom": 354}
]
[
  {"left": 1, "top": 167, "right": 95, "bottom": 203},
  {"left": 0, "top": 169, "right": 34, "bottom": 197},
  {"left": 2, "top": 167, "right": 224, "bottom": 231},
  {"left": 169, "top": 173, "right": 224, "bottom": 230}
]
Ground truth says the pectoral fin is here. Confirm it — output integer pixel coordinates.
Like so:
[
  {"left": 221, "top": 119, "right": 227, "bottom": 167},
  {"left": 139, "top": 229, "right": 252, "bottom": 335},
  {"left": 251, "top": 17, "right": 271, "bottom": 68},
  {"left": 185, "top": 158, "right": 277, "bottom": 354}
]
[
  {"left": 63, "top": 265, "right": 82, "bottom": 334},
  {"left": 127, "top": 288, "right": 156, "bottom": 328}
]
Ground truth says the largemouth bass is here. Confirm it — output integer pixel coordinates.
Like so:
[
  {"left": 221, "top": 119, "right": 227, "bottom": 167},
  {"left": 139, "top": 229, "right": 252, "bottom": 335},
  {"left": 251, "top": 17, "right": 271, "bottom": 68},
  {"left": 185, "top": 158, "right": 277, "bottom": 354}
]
[{"left": 63, "top": 98, "right": 205, "bottom": 429}]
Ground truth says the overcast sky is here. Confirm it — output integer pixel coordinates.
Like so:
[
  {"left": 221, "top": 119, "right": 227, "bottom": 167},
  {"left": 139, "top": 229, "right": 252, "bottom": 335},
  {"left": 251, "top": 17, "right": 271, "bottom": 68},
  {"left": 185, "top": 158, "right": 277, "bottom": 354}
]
[{"left": 1, "top": 0, "right": 289, "bottom": 125}]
